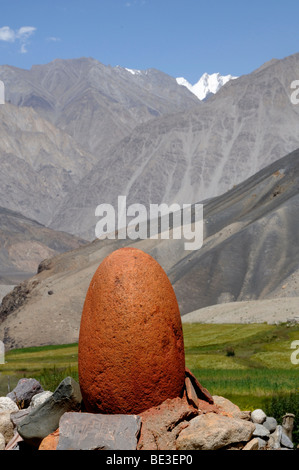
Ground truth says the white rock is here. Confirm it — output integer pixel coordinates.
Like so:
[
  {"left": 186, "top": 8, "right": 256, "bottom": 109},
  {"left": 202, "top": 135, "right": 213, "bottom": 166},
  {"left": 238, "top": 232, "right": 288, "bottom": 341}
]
[
  {"left": 251, "top": 409, "right": 267, "bottom": 424},
  {"left": 176, "top": 413, "right": 255, "bottom": 450},
  {"left": 0, "top": 432, "right": 5, "bottom": 450},
  {"left": 0, "top": 412, "right": 14, "bottom": 444},
  {"left": 29, "top": 390, "right": 53, "bottom": 409},
  {"left": 0, "top": 397, "right": 19, "bottom": 413},
  {"left": 242, "top": 438, "right": 259, "bottom": 450}
]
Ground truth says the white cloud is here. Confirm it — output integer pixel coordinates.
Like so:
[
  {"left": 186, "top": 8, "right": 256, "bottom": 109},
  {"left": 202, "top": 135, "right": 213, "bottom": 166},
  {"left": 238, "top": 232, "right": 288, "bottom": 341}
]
[
  {"left": 0, "top": 25, "right": 36, "bottom": 53},
  {"left": 0, "top": 26, "right": 16, "bottom": 42}
]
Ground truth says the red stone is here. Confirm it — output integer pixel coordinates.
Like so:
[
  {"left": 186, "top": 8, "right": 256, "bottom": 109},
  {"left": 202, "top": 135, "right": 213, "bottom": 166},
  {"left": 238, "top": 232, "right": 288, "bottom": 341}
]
[
  {"left": 78, "top": 247, "right": 185, "bottom": 414},
  {"left": 38, "top": 429, "right": 59, "bottom": 450}
]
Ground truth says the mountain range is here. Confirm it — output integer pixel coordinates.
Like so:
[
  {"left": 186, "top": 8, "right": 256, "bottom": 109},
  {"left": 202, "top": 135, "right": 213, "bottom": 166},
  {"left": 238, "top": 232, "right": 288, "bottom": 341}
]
[
  {"left": 0, "top": 147, "right": 298, "bottom": 349},
  {"left": 0, "top": 52, "right": 299, "bottom": 347},
  {"left": 3, "top": 54, "right": 299, "bottom": 242},
  {"left": 50, "top": 53, "right": 299, "bottom": 240}
]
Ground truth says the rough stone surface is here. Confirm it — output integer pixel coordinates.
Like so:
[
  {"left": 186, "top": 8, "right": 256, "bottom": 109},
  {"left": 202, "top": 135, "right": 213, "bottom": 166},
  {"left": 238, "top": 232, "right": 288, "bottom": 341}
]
[
  {"left": 253, "top": 423, "right": 270, "bottom": 438},
  {"left": 17, "top": 377, "right": 82, "bottom": 447},
  {"left": 38, "top": 429, "right": 59, "bottom": 451},
  {"left": 251, "top": 409, "right": 267, "bottom": 424},
  {"left": 0, "top": 397, "right": 19, "bottom": 413},
  {"left": 242, "top": 438, "right": 259, "bottom": 450},
  {"left": 185, "top": 368, "right": 213, "bottom": 404},
  {"left": 176, "top": 413, "right": 255, "bottom": 450},
  {"left": 0, "top": 432, "right": 6, "bottom": 450},
  {"left": 10, "top": 409, "right": 30, "bottom": 427},
  {"left": 29, "top": 391, "right": 53, "bottom": 409},
  {"left": 256, "top": 437, "right": 267, "bottom": 449},
  {"left": 212, "top": 395, "right": 243, "bottom": 419},
  {"left": 185, "top": 377, "right": 200, "bottom": 409},
  {"left": 137, "top": 396, "right": 199, "bottom": 450},
  {"left": 7, "top": 378, "right": 43, "bottom": 408},
  {"left": 268, "top": 425, "right": 282, "bottom": 449},
  {"left": 280, "top": 429, "right": 294, "bottom": 449},
  {"left": 0, "top": 412, "right": 14, "bottom": 444},
  {"left": 78, "top": 247, "right": 186, "bottom": 414},
  {"left": 57, "top": 412, "right": 141, "bottom": 450},
  {"left": 263, "top": 416, "right": 278, "bottom": 433},
  {"left": 5, "top": 432, "right": 24, "bottom": 451}
]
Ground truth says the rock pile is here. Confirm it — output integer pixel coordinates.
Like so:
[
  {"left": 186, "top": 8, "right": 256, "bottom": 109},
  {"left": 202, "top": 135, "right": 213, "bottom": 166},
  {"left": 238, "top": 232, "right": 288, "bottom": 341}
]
[{"left": 0, "top": 376, "right": 296, "bottom": 451}]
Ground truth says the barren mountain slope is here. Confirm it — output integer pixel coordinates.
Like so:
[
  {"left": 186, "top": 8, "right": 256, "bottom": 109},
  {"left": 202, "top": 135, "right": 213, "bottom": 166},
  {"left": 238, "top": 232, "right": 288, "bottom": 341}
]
[
  {"left": 50, "top": 53, "right": 299, "bottom": 240},
  {"left": 0, "top": 148, "right": 298, "bottom": 349},
  {"left": 0, "top": 103, "right": 96, "bottom": 224},
  {"left": 0, "top": 206, "right": 87, "bottom": 285},
  {"left": 0, "top": 58, "right": 200, "bottom": 156}
]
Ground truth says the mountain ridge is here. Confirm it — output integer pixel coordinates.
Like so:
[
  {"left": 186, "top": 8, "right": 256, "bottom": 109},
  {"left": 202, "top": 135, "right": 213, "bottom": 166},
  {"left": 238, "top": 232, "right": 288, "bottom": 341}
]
[
  {"left": 49, "top": 52, "right": 299, "bottom": 240},
  {"left": 0, "top": 147, "right": 298, "bottom": 348}
]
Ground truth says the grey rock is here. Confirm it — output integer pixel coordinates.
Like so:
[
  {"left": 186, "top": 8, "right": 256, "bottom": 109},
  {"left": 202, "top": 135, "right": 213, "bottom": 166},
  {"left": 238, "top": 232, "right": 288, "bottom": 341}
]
[
  {"left": 251, "top": 409, "right": 267, "bottom": 424},
  {"left": 7, "top": 378, "right": 44, "bottom": 408},
  {"left": 281, "top": 431, "right": 294, "bottom": 449},
  {"left": 10, "top": 409, "right": 30, "bottom": 427},
  {"left": 17, "top": 377, "right": 82, "bottom": 447},
  {"left": 256, "top": 437, "right": 268, "bottom": 449},
  {"left": 57, "top": 412, "right": 141, "bottom": 450},
  {"left": 268, "top": 424, "right": 294, "bottom": 449},
  {"left": 253, "top": 423, "right": 270, "bottom": 438},
  {"left": 263, "top": 416, "right": 278, "bottom": 433},
  {"left": 268, "top": 425, "right": 283, "bottom": 450}
]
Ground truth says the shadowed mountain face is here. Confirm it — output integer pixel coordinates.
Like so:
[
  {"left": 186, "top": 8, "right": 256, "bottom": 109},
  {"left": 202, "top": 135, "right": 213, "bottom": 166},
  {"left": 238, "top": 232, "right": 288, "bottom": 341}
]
[
  {"left": 0, "top": 149, "right": 298, "bottom": 348},
  {"left": 0, "top": 103, "right": 97, "bottom": 224},
  {"left": 50, "top": 53, "right": 299, "bottom": 240},
  {"left": 0, "top": 206, "right": 87, "bottom": 285}
]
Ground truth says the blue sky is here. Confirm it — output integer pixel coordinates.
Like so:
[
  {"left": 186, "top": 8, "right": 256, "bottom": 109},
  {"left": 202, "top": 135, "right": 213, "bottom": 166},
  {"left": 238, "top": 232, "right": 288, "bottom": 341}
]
[{"left": 0, "top": 0, "right": 298, "bottom": 83}]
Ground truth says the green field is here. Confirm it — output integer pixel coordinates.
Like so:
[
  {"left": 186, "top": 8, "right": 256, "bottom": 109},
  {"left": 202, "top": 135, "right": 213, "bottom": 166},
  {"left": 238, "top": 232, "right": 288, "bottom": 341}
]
[{"left": 0, "top": 322, "right": 298, "bottom": 411}]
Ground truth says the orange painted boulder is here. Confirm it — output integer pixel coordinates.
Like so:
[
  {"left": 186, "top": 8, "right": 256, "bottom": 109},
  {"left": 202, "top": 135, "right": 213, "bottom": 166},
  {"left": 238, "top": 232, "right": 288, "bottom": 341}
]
[{"left": 78, "top": 247, "right": 185, "bottom": 414}]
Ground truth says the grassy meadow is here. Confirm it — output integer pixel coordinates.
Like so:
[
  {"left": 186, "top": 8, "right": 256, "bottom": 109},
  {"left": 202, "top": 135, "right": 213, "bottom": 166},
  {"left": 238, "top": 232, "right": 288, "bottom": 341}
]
[{"left": 0, "top": 322, "right": 298, "bottom": 418}]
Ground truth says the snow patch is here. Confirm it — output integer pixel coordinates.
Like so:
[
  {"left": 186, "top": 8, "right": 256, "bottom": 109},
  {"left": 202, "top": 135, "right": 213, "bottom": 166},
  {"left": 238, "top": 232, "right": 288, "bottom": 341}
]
[{"left": 176, "top": 73, "right": 238, "bottom": 100}]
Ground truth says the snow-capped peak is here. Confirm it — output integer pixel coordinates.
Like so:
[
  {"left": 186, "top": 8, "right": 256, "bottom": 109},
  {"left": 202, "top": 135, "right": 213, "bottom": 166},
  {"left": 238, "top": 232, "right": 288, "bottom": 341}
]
[
  {"left": 176, "top": 72, "right": 238, "bottom": 100},
  {"left": 125, "top": 67, "right": 142, "bottom": 76}
]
